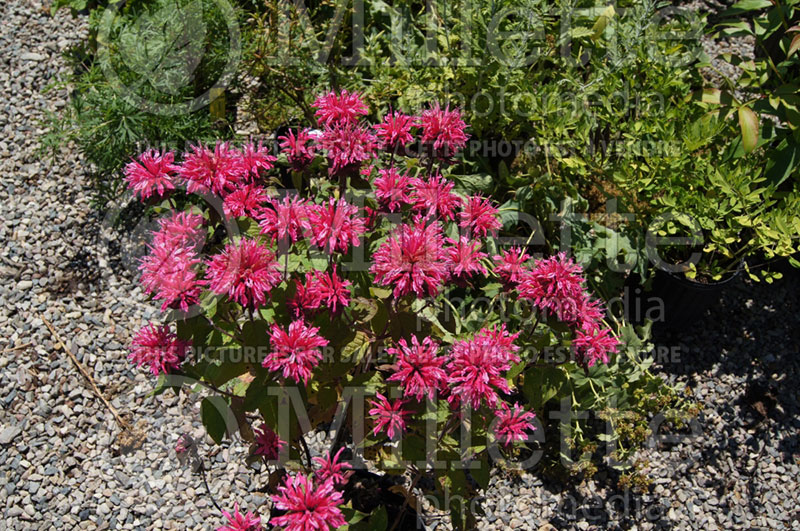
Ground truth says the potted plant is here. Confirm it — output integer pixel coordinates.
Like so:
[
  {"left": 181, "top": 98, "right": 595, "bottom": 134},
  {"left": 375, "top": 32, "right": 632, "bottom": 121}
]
[{"left": 636, "top": 147, "right": 800, "bottom": 329}]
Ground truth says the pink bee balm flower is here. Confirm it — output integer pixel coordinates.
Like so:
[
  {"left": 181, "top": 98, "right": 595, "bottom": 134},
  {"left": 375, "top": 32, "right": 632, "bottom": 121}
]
[
  {"left": 478, "top": 325, "right": 522, "bottom": 369},
  {"left": 129, "top": 324, "right": 190, "bottom": 376},
  {"left": 373, "top": 166, "right": 412, "bottom": 212},
  {"left": 360, "top": 163, "right": 374, "bottom": 177},
  {"left": 205, "top": 238, "right": 282, "bottom": 308},
  {"left": 241, "top": 141, "right": 276, "bottom": 179},
  {"left": 306, "top": 198, "right": 366, "bottom": 254},
  {"left": 386, "top": 336, "right": 447, "bottom": 402},
  {"left": 374, "top": 111, "right": 416, "bottom": 151},
  {"left": 139, "top": 242, "right": 202, "bottom": 312},
  {"left": 368, "top": 392, "right": 410, "bottom": 440},
  {"left": 576, "top": 295, "right": 606, "bottom": 333},
  {"left": 124, "top": 149, "right": 179, "bottom": 199},
  {"left": 410, "top": 174, "right": 462, "bottom": 221},
  {"left": 446, "top": 325, "right": 520, "bottom": 410},
  {"left": 573, "top": 327, "right": 619, "bottom": 368},
  {"left": 459, "top": 195, "right": 502, "bottom": 237},
  {"left": 419, "top": 103, "right": 469, "bottom": 157},
  {"left": 253, "top": 423, "right": 286, "bottom": 460},
  {"left": 312, "top": 90, "right": 369, "bottom": 126},
  {"left": 445, "top": 236, "right": 488, "bottom": 281},
  {"left": 289, "top": 267, "right": 351, "bottom": 316},
  {"left": 152, "top": 210, "right": 205, "bottom": 250},
  {"left": 178, "top": 142, "right": 248, "bottom": 196},
  {"left": 493, "top": 247, "right": 531, "bottom": 287},
  {"left": 217, "top": 502, "right": 261, "bottom": 531},
  {"left": 289, "top": 272, "right": 323, "bottom": 318},
  {"left": 271, "top": 474, "right": 346, "bottom": 531},
  {"left": 278, "top": 128, "right": 318, "bottom": 171},
  {"left": 494, "top": 402, "right": 537, "bottom": 447},
  {"left": 313, "top": 448, "right": 352, "bottom": 488},
  {"left": 313, "top": 266, "right": 351, "bottom": 314},
  {"left": 517, "top": 253, "right": 587, "bottom": 325},
  {"left": 223, "top": 183, "right": 268, "bottom": 218},
  {"left": 319, "top": 122, "right": 377, "bottom": 175},
  {"left": 370, "top": 220, "right": 449, "bottom": 298},
  {"left": 263, "top": 320, "right": 329, "bottom": 384},
  {"left": 257, "top": 194, "right": 310, "bottom": 246}
]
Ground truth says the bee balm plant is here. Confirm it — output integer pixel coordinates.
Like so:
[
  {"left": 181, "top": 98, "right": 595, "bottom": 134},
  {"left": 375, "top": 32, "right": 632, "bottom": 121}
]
[{"left": 126, "top": 91, "right": 620, "bottom": 530}]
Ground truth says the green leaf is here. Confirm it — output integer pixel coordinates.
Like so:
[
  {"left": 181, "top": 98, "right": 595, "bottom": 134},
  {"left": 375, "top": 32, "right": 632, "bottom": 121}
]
[
  {"left": 341, "top": 331, "right": 371, "bottom": 364},
  {"left": 349, "top": 505, "right": 388, "bottom": 531},
  {"left": 201, "top": 396, "right": 230, "bottom": 445},
  {"left": 722, "top": 0, "right": 772, "bottom": 14},
  {"left": 738, "top": 106, "right": 759, "bottom": 153},
  {"left": 765, "top": 141, "right": 800, "bottom": 186},
  {"left": 369, "top": 286, "right": 392, "bottom": 299},
  {"left": 471, "top": 457, "right": 491, "bottom": 490},
  {"left": 570, "top": 26, "right": 596, "bottom": 39},
  {"left": 401, "top": 434, "right": 428, "bottom": 463},
  {"left": 591, "top": 5, "right": 616, "bottom": 40},
  {"left": 148, "top": 373, "right": 181, "bottom": 397},
  {"left": 450, "top": 173, "right": 493, "bottom": 194},
  {"left": 204, "top": 361, "right": 250, "bottom": 389},
  {"left": 522, "top": 366, "right": 568, "bottom": 412},
  {"left": 413, "top": 300, "right": 455, "bottom": 342},
  {"left": 351, "top": 297, "right": 379, "bottom": 324},
  {"left": 341, "top": 506, "right": 369, "bottom": 526}
]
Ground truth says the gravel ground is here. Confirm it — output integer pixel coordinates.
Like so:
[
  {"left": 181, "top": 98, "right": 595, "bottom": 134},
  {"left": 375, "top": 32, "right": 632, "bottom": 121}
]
[{"left": 1, "top": 1, "right": 798, "bottom": 530}]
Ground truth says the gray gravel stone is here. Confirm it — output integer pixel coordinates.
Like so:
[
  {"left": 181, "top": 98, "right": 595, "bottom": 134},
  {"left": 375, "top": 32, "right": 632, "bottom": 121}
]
[{"left": 0, "top": 425, "right": 22, "bottom": 444}]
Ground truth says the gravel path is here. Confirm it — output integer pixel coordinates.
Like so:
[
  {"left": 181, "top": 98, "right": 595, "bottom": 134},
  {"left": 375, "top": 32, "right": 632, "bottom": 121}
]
[
  {"left": 0, "top": 2, "right": 261, "bottom": 529},
  {"left": 1, "top": 1, "right": 797, "bottom": 530}
]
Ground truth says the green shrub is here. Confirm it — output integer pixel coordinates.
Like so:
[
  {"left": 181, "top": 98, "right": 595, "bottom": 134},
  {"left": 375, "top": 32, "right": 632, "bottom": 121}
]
[{"left": 43, "top": 0, "right": 247, "bottom": 206}]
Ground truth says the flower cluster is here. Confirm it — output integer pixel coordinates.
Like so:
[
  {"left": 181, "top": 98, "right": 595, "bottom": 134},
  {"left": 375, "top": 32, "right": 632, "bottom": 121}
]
[
  {"left": 263, "top": 319, "right": 329, "bottom": 385},
  {"left": 368, "top": 392, "right": 412, "bottom": 440},
  {"left": 374, "top": 111, "right": 417, "bottom": 151},
  {"left": 313, "top": 448, "right": 353, "bottom": 487},
  {"left": 123, "top": 149, "right": 179, "bottom": 200},
  {"left": 138, "top": 210, "right": 204, "bottom": 312},
  {"left": 516, "top": 253, "right": 618, "bottom": 367},
  {"left": 386, "top": 336, "right": 446, "bottom": 402},
  {"left": 446, "top": 325, "right": 521, "bottom": 410},
  {"left": 124, "top": 91, "right": 622, "bottom": 530},
  {"left": 495, "top": 402, "right": 537, "bottom": 447},
  {"left": 420, "top": 103, "right": 470, "bottom": 158},
  {"left": 124, "top": 141, "right": 275, "bottom": 203},
  {"left": 371, "top": 325, "right": 536, "bottom": 445},
  {"left": 289, "top": 267, "right": 351, "bottom": 317}
]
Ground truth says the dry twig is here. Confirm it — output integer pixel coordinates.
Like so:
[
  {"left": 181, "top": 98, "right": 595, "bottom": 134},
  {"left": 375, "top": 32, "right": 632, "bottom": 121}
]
[
  {"left": 1, "top": 342, "right": 33, "bottom": 353},
  {"left": 40, "top": 314, "right": 132, "bottom": 431}
]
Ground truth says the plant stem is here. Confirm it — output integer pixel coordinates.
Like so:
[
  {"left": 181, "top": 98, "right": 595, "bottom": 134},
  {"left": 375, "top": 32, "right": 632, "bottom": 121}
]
[
  {"left": 199, "top": 462, "right": 224, "bottom": 513},
  {"left": 195, "top": 378, "right": 239, "bottom": 399},
  {"left": 299, "top": 434, "right": 313, "bottom": 471},
  {"left": 389, "top": 416, "right": 458, "bottom": 530}
]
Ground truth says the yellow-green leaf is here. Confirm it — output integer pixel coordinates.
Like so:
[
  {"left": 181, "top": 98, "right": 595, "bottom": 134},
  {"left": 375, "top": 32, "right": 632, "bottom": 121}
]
[{"left": 738, "top": 106, "right": 759, "bottom": 153}]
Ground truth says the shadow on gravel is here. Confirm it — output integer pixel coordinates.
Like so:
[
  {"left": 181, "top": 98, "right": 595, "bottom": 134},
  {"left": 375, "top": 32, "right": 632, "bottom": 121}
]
[{"left": 647, "top": 264, "right": 800, "bottom": 505}]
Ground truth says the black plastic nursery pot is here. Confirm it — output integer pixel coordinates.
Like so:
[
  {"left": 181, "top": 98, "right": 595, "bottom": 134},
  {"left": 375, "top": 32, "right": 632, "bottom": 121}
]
[{"left": 648, "top": 267, "right": 742, "bottom": 333}]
